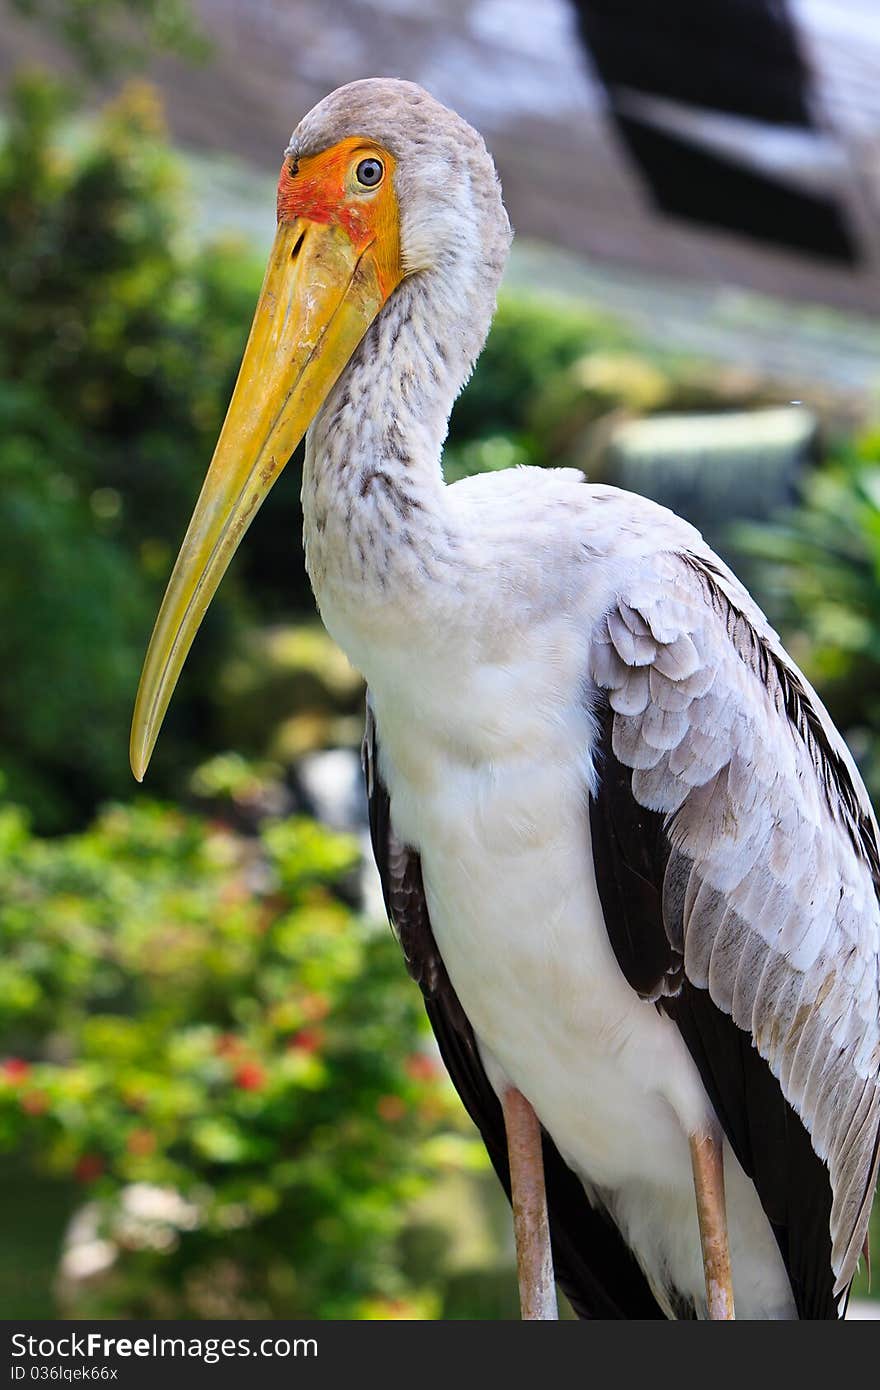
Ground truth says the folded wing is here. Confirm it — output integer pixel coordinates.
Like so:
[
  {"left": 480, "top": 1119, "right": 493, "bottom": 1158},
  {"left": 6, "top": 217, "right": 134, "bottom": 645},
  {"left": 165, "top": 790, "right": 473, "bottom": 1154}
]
[{"left": 588, "top": 546, "right": 880, "bottom": 1309}]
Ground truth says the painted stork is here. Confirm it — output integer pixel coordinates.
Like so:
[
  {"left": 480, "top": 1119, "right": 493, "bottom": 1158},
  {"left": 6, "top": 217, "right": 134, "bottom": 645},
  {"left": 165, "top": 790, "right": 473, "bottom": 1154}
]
[{"left": 130, "top": 80, "right": 880, "bottom": 1319}]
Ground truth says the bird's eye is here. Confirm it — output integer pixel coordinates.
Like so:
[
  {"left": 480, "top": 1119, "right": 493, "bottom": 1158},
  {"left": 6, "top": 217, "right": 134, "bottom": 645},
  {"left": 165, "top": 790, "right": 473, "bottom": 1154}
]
[{"left": 355, "top": 157, "right": 384, "bottom": 188}]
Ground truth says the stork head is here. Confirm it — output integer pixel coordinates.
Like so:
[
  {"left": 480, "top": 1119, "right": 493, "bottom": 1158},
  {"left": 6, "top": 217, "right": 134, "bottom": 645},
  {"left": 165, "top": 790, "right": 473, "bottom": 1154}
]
[{"left": 129, "top": 79, "right": 510, "bottom": 781}]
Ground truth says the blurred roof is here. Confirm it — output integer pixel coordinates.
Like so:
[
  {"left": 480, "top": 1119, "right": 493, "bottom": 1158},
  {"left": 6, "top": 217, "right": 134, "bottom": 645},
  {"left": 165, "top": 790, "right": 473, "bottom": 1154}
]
[{"left": 4, "top": 0, "right": 880, "bottom": 317}]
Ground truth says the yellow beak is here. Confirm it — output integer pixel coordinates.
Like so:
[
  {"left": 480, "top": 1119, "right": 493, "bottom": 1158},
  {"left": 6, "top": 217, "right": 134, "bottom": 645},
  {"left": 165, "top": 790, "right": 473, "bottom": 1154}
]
[{"left": 130, "top": 217, "right": 393, "bottom": 781}]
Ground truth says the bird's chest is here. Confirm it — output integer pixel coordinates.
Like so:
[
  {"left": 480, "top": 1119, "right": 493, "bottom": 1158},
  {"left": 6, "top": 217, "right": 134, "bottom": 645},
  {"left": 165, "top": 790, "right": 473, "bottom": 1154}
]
[
  {"left": 369, "top": 631, "right": 707, "bottom": 1187},
  {"left": 370, "top": 613, "right": 597, "bottom": 863}
]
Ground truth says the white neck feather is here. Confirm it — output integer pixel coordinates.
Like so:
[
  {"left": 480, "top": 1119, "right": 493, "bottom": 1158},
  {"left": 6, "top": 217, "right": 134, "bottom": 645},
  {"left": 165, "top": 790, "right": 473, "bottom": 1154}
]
[{"left": 301, "top": 259, "right": 499, "bottom": 665}]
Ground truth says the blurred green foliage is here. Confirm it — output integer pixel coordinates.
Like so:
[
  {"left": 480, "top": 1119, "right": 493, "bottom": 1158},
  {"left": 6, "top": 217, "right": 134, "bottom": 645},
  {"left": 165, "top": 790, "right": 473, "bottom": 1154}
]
[
  {"left": 0, "top": 786, "right": 478, "bottom": 1317},
  {"left": 449, "top": 294, "right": 630, "bottom": 448},
  {"left": 0, "top": 75, "right": 263, "bottom": 827},
  {"left": 735, "top": 432, "right": 880, "bottom": 804}
]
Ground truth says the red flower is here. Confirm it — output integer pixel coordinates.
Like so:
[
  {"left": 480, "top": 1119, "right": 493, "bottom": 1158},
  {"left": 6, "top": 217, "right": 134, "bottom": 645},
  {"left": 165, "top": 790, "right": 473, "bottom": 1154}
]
[
  {"left": 301, "top": 993, "right": 330, "bottom": 1022},
  {"left": 2, "top": 1058, "right": 30, "bottom": 1083},
  {"left": 376, "top": 1095, "right": 406, "bottom": 1123},
  {"left": 288, "top": 1028, "right": 324, "bottom": 1055},
  {"left": 405, "top": 1053, "right": 439, "bottom": 1082},
  {"left": 20, "top": 1091, "right": 49, "bottom": 1116},
  {"left": 126, "top": 1128, "right": 157, "bottom": 1156},
  {"left": 74, "top": 1154, "right": 105, "bottom": 1183},
  {"left": 233, "top": 1062, "right": 266, "bottom": 1092}
]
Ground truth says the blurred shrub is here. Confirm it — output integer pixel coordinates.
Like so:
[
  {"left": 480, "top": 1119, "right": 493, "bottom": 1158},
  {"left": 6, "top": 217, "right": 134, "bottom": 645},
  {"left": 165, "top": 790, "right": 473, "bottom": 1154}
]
[
  {"left": 216, "top": 626, "right": 365, "bottom": 763},
  {"left": 447, "top": 296, "right": 782, "bottom": 489},
  {"left": 448, "top": 294, "right": 631, "bottom": 466},
  {"left": 0, "top": 380, "right": 150, "bottom": 823},
  {"left": 0, "top": 786, "right": 472, "bottom": 1317},
  {"left": 735, "top": 432, "right": 880, "bottom": 803},
  {"left": 528, "top": 350, "right": 672, "bottom": 469}
]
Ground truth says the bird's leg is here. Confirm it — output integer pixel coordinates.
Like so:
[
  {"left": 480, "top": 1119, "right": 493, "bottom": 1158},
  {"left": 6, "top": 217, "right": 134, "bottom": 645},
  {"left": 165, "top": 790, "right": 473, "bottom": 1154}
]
[
  {"left": 502, "top": 1087, "right": 558, "bottom": 1320},
  {"left": 689, "top": 1128, "right": 735, "bottom": 1319}
]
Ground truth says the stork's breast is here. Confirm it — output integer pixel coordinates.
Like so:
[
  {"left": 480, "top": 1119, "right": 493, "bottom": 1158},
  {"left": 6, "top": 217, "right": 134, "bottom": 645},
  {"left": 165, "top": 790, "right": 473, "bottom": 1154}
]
[{"left": 370, "top": 611, "right": 597, "bottom": 857}]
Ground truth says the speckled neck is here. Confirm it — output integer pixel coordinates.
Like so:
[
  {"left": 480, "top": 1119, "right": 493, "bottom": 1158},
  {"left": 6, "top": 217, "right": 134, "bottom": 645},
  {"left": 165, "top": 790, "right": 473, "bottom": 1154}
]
[{"left": 301, "top": 270, "right": 484, "bottom": 642}]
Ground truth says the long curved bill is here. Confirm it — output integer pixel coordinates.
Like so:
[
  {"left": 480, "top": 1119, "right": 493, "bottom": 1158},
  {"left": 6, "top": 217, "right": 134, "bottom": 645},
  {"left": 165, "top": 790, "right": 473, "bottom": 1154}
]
[{"left": 130, "top": 218, "right": 390, "bottom": 781}]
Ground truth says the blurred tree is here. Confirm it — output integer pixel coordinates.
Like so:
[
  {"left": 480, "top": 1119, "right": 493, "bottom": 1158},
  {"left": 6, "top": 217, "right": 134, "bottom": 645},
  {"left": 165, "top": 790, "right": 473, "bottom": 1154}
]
[
  {"left": 0, "top": 76, "right": 249, "bottom": 538},
  {"left": 9, "top": 0, "right": 207, "bottom": 78},
  {"left": 0, "top": 381, "right": 150, "bottom": 825},
  {"left": 0, "top": 74, "right": 262, "bottom": 827}
]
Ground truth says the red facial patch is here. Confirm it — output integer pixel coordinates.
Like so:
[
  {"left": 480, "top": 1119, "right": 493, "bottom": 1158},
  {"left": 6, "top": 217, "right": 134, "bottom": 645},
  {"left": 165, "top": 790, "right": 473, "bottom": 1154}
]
[
  {"left": 277, "top": 137, "right": 391, "bottom": 253},
  {"left": 276, "top": 137, "right": 402, "bottom": 299}
]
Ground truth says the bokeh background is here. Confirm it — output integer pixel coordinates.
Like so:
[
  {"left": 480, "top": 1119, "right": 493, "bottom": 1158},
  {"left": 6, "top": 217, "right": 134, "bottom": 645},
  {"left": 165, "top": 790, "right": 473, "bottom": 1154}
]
[{"left": 1, "top": 0, "right": 879, "bottom": 1318}]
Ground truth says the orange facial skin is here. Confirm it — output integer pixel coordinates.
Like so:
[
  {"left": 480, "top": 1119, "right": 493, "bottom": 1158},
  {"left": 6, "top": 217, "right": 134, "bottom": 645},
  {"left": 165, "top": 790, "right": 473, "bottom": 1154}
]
[{"left": 277, "top": 137, "right": 402, "bottom": 299}]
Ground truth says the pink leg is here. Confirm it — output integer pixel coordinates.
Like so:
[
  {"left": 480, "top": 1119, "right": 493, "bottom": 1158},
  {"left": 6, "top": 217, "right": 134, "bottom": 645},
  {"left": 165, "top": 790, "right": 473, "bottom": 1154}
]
[
  {"left": 502, "top": 1087, "right": 558, "bottom": 1320},
  {"left": 690, "top": 1130, "right": 736, "bottom": 1319}
]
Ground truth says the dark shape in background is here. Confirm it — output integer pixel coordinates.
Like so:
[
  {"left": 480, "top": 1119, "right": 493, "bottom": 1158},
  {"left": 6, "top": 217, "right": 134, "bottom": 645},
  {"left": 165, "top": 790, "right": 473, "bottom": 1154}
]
[
  {"left": 614, "top": 115, "right": 857, "bottom": 262},
  {"left": 573, "top": 0, "right": 813, "bottom": 123},
  {"left": 571, "top": 0, "right": 859, "bottom": 263}
]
